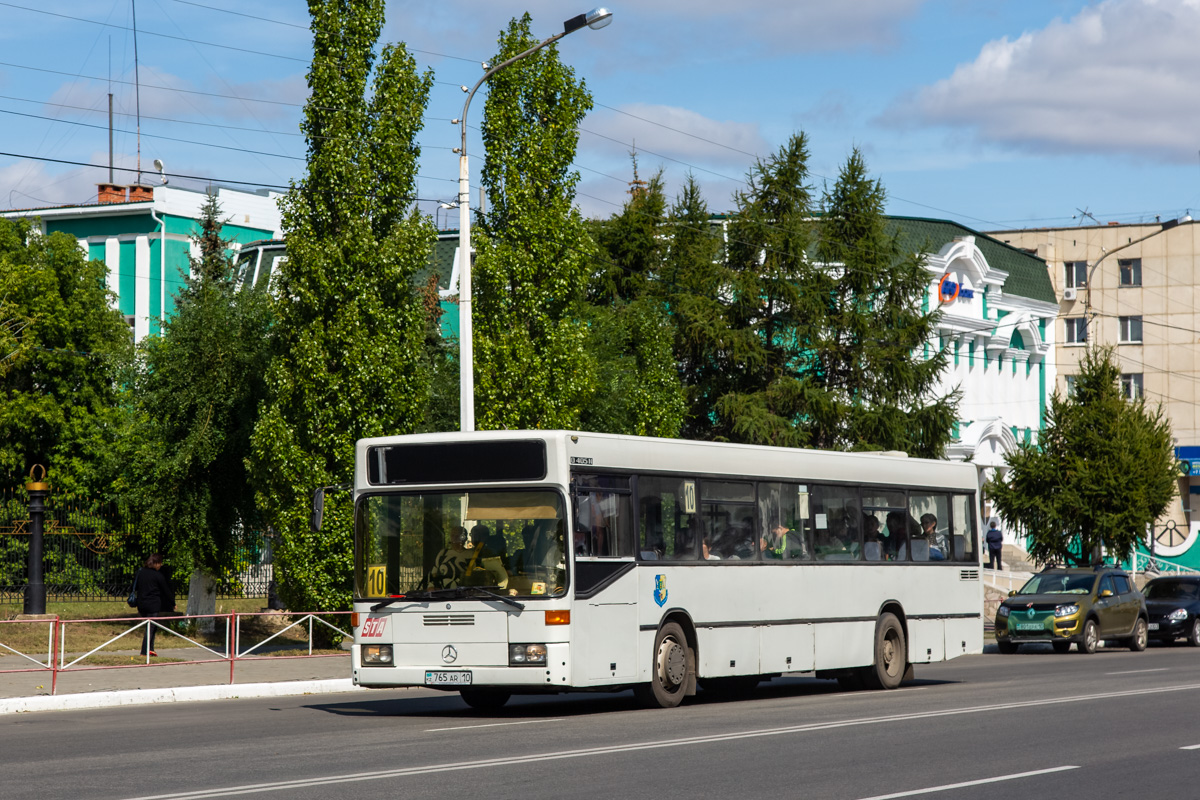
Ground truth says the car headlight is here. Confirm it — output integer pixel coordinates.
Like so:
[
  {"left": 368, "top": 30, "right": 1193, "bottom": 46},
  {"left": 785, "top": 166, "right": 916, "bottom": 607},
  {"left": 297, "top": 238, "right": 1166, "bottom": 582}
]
[
  {"left": 997, "top": 606, "right": 1010, "bottom": 618},
  {"left": 1167, "top": 608, "right": 1189, "bottom": 621},
  {"left": 1055, "top": 604, "right": 1080, "bottom": 617},
  {"left": 361, "top": 644, "right": 393, "bottom": 665},
  {"left": 509, "top": 643, "right": 548, "bottom": 666}
]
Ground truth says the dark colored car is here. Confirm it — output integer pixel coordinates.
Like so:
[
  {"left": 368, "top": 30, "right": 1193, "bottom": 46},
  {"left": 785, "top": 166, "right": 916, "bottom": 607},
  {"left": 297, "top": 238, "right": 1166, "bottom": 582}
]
[
  {"left": 1144, "top": 576, "right": 1200, "bottom": 646},
  {"left": 994, "top": 566, "right": 1148, "bottom": 654}
]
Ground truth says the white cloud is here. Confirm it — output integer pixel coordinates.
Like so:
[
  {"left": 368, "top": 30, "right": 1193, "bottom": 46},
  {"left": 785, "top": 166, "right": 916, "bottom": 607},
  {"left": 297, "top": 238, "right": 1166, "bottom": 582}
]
[{"left": 883, "top": 0, "right": 1200, "bottom": 162}]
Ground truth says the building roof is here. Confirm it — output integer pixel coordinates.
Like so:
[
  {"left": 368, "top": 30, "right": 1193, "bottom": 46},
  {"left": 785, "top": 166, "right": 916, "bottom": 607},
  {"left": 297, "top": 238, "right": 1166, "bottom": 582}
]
[{"left": 885, "top": 216, "right": 1057, "bottom": 304}]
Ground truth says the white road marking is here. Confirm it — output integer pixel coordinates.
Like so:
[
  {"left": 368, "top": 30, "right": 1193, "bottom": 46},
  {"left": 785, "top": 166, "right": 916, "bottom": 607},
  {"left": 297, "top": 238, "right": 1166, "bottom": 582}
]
[
  {"left": 1106, "top": 668, "right": 1169, "bottom": 676},
  {"left": 855, "top": 765, "right": 1079, "bottom": 800},
  {"left": 426, "top": 718, "right": 564, "bottom": 732},
  {"left": 121, "top": 681, "right": 1200, "bottom": 800},
  {"left": 1181, "top": 744, "right": 1200, "bottom": 750}
]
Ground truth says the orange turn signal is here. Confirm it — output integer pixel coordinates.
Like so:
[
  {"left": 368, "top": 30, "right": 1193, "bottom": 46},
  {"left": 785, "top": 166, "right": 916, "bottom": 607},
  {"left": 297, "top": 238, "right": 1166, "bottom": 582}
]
[
  {"left": 351, "top": 612, "right": 360, "bottom": 629},
  {"left": 545, "top": 610, "right": 571, "bottom": 626}
]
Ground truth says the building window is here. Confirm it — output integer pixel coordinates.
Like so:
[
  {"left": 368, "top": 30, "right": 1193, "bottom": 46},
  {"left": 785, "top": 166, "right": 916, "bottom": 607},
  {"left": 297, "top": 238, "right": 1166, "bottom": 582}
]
[
  {"left": 124, "top": 315, "right": 135, "bottom": 328},
  {"left": 1121, "top": 373, "right": 1143, "bottom": 400},
  {"left": 1064, "top": 375, "right": 1077, "bottom": 398},
  {"left": 1118, "top": 315, "right": 1143, "bottom": 343},
  {"left": 1065, "top": 317, "right": 1087, "bottom": 345},
  {"left": 1118, "top": 258, "right": 1142, "bottom": 287},
  {"left": 1064, "top": 260, "right": 1088, "bottom": 289}
]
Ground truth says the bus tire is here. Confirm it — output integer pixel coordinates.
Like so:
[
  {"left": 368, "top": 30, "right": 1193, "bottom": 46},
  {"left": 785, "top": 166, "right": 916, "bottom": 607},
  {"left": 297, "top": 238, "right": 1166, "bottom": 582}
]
[
  {"left": 460, "top": 689, "right": 510, "bottom": 711},
  {"left": 635, "top": 621, "right": 693, "bottom": 708},
  {"left": 865, "top": 612, "right": 906, "bottom": 690}
]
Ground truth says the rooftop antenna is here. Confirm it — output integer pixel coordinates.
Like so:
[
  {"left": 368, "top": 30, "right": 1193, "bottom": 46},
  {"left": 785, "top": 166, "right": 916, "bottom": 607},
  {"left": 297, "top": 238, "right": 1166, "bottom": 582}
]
[
  {"left": 132, "top": 0, "right": 142, "bottom": 185},
  {"left": 107, "top": 36, "right": 113, "bottom": 183},
  {"left": 1073, "top": 207, "right": 1099, "bottom": 226}
]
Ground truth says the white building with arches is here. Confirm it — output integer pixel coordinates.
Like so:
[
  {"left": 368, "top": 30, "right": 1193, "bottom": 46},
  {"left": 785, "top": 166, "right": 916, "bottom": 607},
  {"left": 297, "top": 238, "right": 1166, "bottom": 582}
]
[{"left": 889, "top": 217, "right": 1059, "bottom": 537}]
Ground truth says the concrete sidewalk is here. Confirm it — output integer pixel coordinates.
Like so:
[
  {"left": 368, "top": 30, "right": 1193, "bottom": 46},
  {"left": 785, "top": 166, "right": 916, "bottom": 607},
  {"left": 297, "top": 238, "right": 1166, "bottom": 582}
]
[{"left": 0, "top": 646, "right": 362, "bottom": 714}]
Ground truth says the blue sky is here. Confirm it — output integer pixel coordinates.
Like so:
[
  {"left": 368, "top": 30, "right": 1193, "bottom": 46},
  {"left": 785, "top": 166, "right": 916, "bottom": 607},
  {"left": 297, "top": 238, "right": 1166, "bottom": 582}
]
[{"left": 3, "top": 0, "right": 1199, "bottom": 233}]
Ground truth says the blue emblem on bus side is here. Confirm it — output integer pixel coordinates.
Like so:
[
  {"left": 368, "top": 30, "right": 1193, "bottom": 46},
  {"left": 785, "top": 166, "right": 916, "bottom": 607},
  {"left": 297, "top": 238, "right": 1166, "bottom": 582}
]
[{"left": 654, "top": 574, "right": 668, "bottom": 607}]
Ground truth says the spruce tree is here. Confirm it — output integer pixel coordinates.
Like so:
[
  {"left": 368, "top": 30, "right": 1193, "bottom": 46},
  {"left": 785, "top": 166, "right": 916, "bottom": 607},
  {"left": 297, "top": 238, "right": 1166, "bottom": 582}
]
[
  {"left": 988, "top": 347, "right": 1176, "bottom": 565},
  {"left": 250, "top": 0, "right": 435, "bottom": 612}
]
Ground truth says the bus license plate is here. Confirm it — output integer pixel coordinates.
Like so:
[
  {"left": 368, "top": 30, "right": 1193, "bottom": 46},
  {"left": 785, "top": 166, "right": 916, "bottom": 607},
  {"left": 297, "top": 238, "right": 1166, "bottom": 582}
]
[{"left": 425, "top": 670, "right": 472, "bottom": 686}]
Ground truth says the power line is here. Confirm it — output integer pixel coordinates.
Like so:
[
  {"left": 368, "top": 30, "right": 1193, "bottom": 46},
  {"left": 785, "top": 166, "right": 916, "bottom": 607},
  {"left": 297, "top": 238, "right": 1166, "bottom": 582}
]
[{"left": 169, "top": 0, "right": 307, "bottom": 29}]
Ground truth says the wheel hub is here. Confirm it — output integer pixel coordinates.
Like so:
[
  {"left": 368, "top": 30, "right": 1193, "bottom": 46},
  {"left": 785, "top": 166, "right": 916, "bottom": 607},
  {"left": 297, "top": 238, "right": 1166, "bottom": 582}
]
[{"left": 658, "top": 639, "right": 686, "bottom": 686}]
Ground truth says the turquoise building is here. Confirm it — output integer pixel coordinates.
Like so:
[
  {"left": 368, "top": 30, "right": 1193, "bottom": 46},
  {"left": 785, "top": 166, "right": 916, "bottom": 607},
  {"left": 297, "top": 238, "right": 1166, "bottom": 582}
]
[{"left": 2, "top": 183, "right": 282, "bottom": 342}]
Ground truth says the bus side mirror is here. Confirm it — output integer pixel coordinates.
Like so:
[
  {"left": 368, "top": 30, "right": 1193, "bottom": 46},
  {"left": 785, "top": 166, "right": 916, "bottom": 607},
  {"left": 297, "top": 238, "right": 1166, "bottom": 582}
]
[{"left": 311, "top": 487, "right": 325, "bottom": 533}]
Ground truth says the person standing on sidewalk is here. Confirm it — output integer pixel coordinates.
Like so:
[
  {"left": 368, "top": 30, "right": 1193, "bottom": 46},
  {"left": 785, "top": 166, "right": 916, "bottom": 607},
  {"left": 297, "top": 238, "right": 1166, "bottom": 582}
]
[
  {"left": 985, "top": 520, "right": 1004, "bottom": 570},
  {"left": 135, "top": 553, "right": 175, "bottom": 656}
]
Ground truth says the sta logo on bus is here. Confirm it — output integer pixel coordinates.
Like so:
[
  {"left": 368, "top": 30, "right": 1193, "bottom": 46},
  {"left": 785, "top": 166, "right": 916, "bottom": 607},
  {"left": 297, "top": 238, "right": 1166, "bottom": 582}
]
[
  {"left": 361, "top": 617, "right": 387, "bottom": 638},
  {"left": 653, "top": 574, "right": 668, "bottom": 607}
]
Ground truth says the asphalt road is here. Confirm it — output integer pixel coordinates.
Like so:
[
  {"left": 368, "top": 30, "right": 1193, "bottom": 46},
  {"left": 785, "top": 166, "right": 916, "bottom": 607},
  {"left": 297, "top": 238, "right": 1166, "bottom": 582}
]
[{"left": 5, "top": 640, "right": 1200, "bottom": 800}]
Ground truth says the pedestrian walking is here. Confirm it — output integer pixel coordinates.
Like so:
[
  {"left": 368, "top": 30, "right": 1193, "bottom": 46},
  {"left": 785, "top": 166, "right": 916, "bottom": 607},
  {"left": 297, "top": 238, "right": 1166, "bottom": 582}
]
[
  {"left": 134, "top": 553, "right": 175, "bottom": 656},
  {"left": 985, "top": 520, "right": 1004, "bottom": 570}
]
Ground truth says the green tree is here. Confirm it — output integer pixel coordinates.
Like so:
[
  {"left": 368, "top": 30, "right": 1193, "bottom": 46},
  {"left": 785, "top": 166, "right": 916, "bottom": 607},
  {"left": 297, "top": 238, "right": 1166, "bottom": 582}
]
[
  {"left": 0, "top": 218, "right": 132, "bottom": 494},
  {"left": 712, "top": 134, "right": 819, "bottom": 446},
  {"left": 473, "top": 13, "right": 596, "bottom": 430},
  {"left": 799, "top": 148, "right": 958, "bottom": 456},
  {"left": 583, "top": 161, "right": 684, "bottom": 436},
  {"left": 250, "top": 0, "right": 435, "bottom": 613},
  {"left": 125, "top": 192, "right": 272, "bottom": 614},
  {"left": 987, "top": 347, "right": 1176, "bottom": 566}
]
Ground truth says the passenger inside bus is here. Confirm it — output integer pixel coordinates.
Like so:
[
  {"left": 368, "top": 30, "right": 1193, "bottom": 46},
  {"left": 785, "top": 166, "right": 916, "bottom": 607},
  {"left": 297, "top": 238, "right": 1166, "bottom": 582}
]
[{"left": 427, "top": 526, "right": 472, "bottom": 588}]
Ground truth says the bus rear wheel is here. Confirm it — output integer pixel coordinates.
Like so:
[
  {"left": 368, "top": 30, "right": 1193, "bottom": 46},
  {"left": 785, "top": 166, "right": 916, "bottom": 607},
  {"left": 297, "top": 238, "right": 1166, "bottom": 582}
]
[
  {"left": 865, "top": 612, "right": 906, "bottom": 690},
  {"left": 460, "top": 689, "right": 510, "bottom": 711},
  {"left": 635, "top": 621, "right": 694, "bottom": 708}
]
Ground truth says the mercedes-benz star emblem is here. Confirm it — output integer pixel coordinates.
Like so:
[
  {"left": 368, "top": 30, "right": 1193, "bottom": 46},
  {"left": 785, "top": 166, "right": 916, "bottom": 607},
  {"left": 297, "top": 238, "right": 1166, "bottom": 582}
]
[{"left": 441, "top": 645, "right": 458, "bottom": 664}]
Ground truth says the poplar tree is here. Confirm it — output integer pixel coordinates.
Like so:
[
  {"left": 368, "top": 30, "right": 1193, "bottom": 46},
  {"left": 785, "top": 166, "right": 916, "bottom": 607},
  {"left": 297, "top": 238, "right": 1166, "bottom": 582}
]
[
  {"left": 988, "top": 347, "right": 1176, "bottom": 566},
  {"left": 472, "top": 14, "right": 596, "bottom": 430},
  {"left": 251, "top": 0, "right": 435, "bottom": 612}
]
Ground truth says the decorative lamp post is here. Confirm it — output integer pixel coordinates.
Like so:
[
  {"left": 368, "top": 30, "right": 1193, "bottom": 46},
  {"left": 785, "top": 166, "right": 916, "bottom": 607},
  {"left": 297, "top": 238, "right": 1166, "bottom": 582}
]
[
  {"left": 23, "top": 465, "right": 50, "bottom": 615},
  {"left": 453, "top": 8, "right": 612, "bottom": 432}
]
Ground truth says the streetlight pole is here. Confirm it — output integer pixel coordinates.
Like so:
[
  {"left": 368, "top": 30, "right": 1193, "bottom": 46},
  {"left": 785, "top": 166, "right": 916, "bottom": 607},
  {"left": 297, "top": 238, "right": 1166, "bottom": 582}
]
[
  {"left": 1083, "top": 215, "right": 1190, "bottom": 352},
  {"left": 453, "top": 8, "right": 612, "bottom": 432}
]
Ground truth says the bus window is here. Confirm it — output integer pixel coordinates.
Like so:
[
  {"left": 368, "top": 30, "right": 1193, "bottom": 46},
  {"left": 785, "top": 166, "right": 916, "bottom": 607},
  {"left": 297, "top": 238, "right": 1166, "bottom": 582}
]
[
  {"left": 638, "top": 475, "right": 700, "bottom": 560},
  {"left": 758, "top": 482, "right": 811, "bottom": 560},
  {"left": 951, "top": 494, "right": 979, "bottom": 562},
  {"left": 908, "top": 494, "right": 950, "bottom": 561},
  {"left": 700, "top": 481, "right": 756, "bottom": 560},
  {"left": 573, "top": 474, "right": 634, "bottom": 558},
  {"left": 862, "top": 491, "right": 907, "bottom": 561},
  {"left": 812, "top": 486, "right": 860, "bottom": 561}
]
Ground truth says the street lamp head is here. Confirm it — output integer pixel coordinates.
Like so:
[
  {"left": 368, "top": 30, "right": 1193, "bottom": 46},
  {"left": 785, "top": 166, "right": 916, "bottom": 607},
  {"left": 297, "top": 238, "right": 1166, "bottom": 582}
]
[
  {"left": 564, "top": 7, "right": 613, "bottom": 34},
  {"left": 586, "top": 7, "right": 613, "bottom": 29}
]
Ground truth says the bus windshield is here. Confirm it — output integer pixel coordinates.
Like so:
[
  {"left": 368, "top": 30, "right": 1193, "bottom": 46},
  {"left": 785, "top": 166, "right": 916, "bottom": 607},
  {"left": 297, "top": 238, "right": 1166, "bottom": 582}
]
[{"left": 355, "top": 489, "right": 567, "bottom": 600}]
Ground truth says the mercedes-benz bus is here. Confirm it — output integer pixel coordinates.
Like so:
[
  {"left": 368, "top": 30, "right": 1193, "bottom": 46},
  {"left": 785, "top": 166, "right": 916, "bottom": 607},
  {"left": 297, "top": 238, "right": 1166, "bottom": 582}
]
[{"left": 325, "top": 430, "right": 983, "bottom": 709}]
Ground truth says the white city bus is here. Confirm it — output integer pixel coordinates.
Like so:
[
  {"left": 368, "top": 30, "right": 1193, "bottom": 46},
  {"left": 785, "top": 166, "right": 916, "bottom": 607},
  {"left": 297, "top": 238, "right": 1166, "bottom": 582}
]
[{"left": 335, "top": 430, "right": 983, "bottom": 709}]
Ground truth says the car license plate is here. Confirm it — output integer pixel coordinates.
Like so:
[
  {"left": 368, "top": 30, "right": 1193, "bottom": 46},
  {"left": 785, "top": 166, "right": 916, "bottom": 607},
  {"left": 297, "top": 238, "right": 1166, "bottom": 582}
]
[
  {"left": 1015, "top": 622, "right": 1043, "bottom": 631},
  {"left": 425, "top": 670, "right": 472, "bottom": 686},
  {"left": 1149, "top": 623, "right": 1159, "bottom": 631}
]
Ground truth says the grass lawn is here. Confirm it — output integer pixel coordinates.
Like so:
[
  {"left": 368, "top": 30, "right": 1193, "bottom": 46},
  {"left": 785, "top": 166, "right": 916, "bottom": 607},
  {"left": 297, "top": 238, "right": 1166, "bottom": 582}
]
[{"left": 0, "top": 598, "right": 347, "bottom": 662}]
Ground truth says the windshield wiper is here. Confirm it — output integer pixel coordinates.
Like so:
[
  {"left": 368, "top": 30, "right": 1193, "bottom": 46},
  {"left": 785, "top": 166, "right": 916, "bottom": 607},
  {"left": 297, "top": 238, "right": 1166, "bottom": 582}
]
[{"left": 371, "top": 586, "right": 524, "bottom": 611}]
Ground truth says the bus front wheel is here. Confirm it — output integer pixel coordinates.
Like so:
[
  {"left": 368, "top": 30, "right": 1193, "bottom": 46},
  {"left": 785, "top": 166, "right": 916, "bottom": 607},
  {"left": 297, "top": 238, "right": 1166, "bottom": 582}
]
[
  {"left": 635, "top": 621, "right": 694, "bottom": 708},
  {"left": 865, "top": 612, "right": 906, "bottom": 690}
]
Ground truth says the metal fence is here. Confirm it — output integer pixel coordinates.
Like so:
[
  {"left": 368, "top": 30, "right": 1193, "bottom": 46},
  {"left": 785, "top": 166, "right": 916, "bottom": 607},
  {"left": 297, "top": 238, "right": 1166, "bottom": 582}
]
[{"left": 0, "top": 492, "right": 272, "bottom": 601}]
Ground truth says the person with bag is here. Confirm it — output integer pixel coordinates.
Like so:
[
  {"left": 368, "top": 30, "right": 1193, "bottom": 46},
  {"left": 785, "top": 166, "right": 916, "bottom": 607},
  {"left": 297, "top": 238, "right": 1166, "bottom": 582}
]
[{"left": 133, "top": 553, "right": 175, "bottom": 657}]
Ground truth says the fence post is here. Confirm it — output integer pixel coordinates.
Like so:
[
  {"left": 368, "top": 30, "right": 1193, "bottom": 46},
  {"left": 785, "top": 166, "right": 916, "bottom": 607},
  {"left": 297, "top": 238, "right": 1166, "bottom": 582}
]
[
  {"left": 51, "top": 616, "right": 60, "bottom": 696},
  {"left": 229, "top": 611, "right": 237, "bottom": 685}
]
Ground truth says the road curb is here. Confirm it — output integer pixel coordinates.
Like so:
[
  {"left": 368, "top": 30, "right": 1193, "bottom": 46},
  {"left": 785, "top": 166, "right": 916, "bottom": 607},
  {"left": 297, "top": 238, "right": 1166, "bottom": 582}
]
[{"left": 0, "top": 678, "right": 364, "bottom": 715}]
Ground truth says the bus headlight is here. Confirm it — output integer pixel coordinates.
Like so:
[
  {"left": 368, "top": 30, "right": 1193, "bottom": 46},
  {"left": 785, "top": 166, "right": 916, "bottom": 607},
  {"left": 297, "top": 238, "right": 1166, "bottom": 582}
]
[
  {"left": 362, "top": 644, "right": 393, "bottom": 665},
  {"left": 509, "top": 643, "right": 548, "bottom": 666}
]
